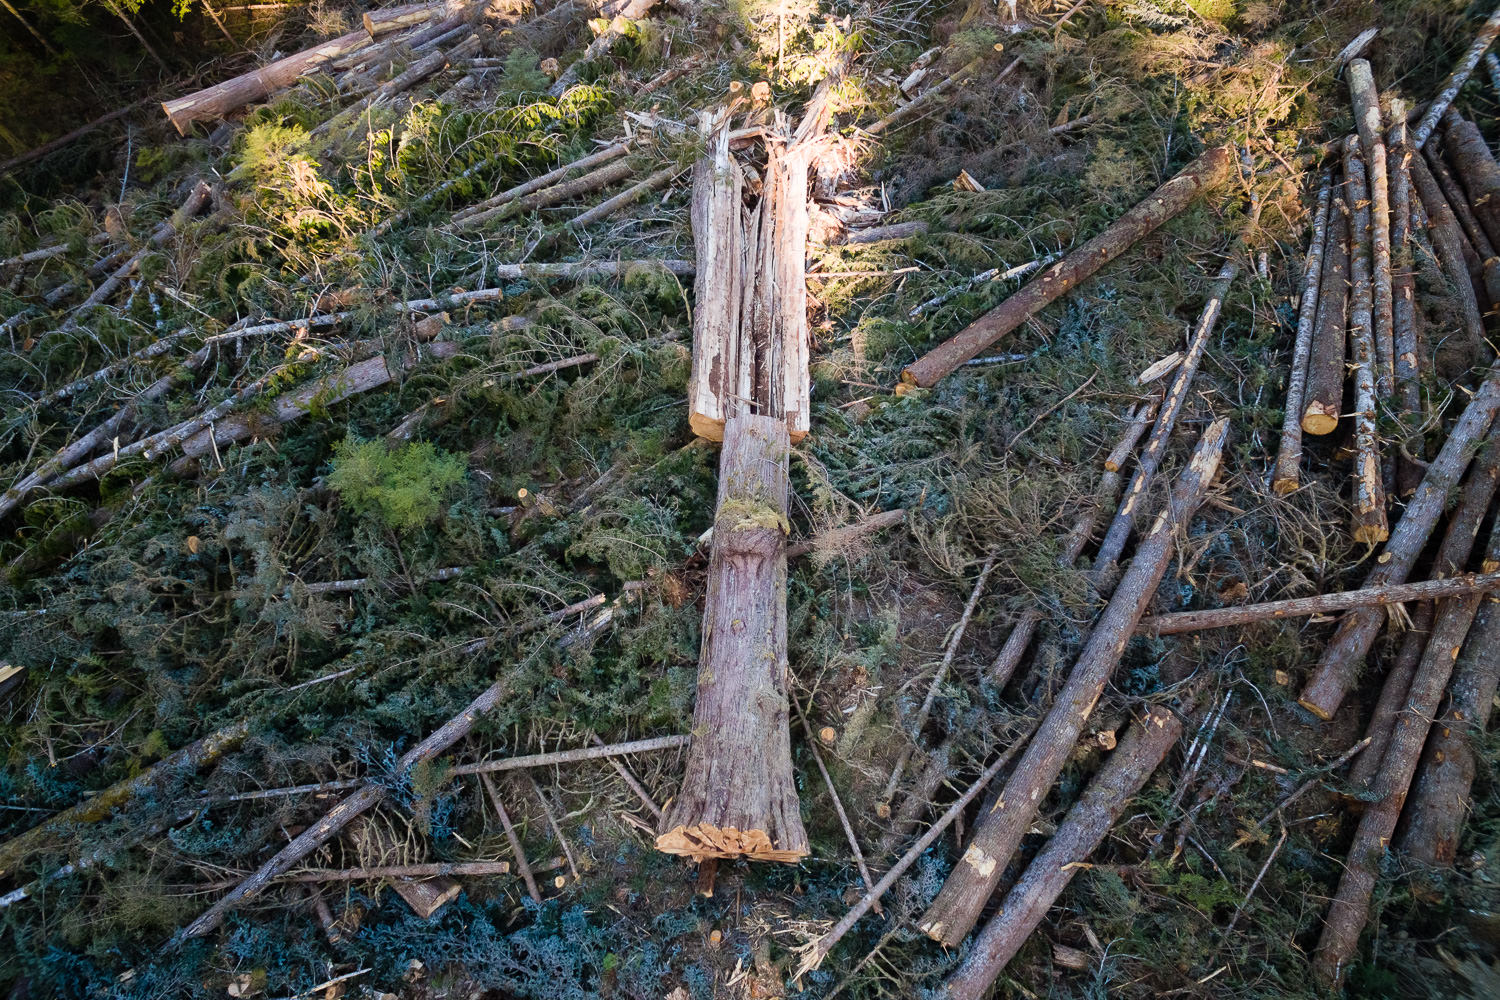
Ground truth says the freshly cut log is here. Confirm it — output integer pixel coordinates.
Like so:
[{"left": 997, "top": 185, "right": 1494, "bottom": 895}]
[
  {"left": 899, "top": 145, "right": 1234, "bottom": 389},
  {"left": 1272, "top": 170, "right": 1333, "bottom": 493},
  {"left": 941, "top": 705, "right": 1184, "bottom": 999},
  {"left": 569, "top": 165, "right": 677, "bottom": 228},
  {"left": 1298, "top": 370, "right": 1500, "bottom": 720},
  {"left": 362, "top": 0, "right": 465, "bottom": 38},
  {"left": 988, "top": 397, "right": 1157, "bottom": 688},
  {"left": 1424, "top": 140, "right": 1500, "bottom": 305},
  {"left": 1343, "top": 137, "right": 1389, "bottom": 544},
  {"left": 1348, "top": 426, "right": 1500, "bottom": 789},
  {"left": 1091, "top": 261, "right": 1236, "bottom": 582},
  {"left": 1402, "top": 533, "right": 1500, "bottom": 864},
  {"left": 918, "top": 417, "right": 1227, "bottom": 947},
  {"left": 1310, "top": 516, "right": 1498, "bottom": 987},
  {"left": 656, "top": 414, "right": 808, "bottom": 863},
  {"left": 1412, "top": 7, "right": 1500, "bottom": 148},
  {"left": 1348, "top": 60, "right": 1396, "bottom": 400},
  {"left": 1303, "top": 193, "right": 1350, "bottom": 435},
  {"left": 162, "top": 28, "right": 374, "bottom": 134},
  {"left": 687, "top": 113, "right": 745, "bottom": 442}
]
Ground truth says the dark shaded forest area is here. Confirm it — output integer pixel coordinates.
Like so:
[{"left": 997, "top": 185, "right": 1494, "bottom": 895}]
[{"left": 7, "top": 2, "right": 1500, "bottom": 999}]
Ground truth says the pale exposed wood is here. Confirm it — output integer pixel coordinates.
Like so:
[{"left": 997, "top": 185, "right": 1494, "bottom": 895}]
[
  {"left": 918, "top": 419, "right": 1228, "bottom": 947},
  {"left": 1348, "top": 60, "right": 1396, "bottom": 400},
  {"left": 547, "top": 0, "right": 658, "bottom": 97},
  {"left": 1388, "top": 98, "right": 1424, "bottom": 454},
  {"left": 570, "top": 165, "right": 678, "bottom": 227},
  {"left": 687, "top": 113, "right": 745, "bottom": 442},
  {"left": 1412, "top": 8, "right": 1500, "bottom": 148}
]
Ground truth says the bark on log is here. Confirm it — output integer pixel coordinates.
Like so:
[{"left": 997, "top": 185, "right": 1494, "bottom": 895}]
[
  {"left": 1310, "top": 537, "right": 1493, "bottom": 986},
  {"left": 363, "top": 0, "right": 464, "bottom": 38},
  {"left": 1348, "top": 60, "right": 1396, "bottom": 400},
  {"left": 1424, "top": 140, "right": 1500, "bottom": 305},
  {"left": 1303, "top": 192, "right": 1350, "bottom": 435},
  {"left": 180, "top": 640, "right": 527, "bottom": 939},
  {"left": 502, "top": 157, "right": 637, "bottom": 218},
  {"left": 1092, "top": 261, "right": 1237, "bottom": 582},
  {"left": 0, "top": 98, "right": 153, "bottom": 176},
  {"left": 162, "top": 28, "right": 374, "bottom": 133},
  {"left": 918, "top": 417, "right": 1228, "bottom": 947},
  {"left": 1412, "top": 7, "right": 1500, "bottom": 148},
  {"left": 941, "top": 705, "right": 1184, "bottom": 999},
  {"left": 1440, "top": 109, "right": 1500, "bottom": 251},
  {"left": 899, "top": 145, "right": 1235, "bottom": 389},
  {"left": 657, "top": 414, "right": 808, "bottom": 862},
  {"left": 569, "top": 164, "right": 677, "bottom": 228},
  {"left": 315, "top": 34, "right": 480, "bottom": 139},
  {"left": 1136, "top": 569, "right": 1500, "bottom": 637},
  {"left": 687, "top": 114, "right": 745, "bottom": 442},
  {"left": 1298, "top": 372, "right": 1500, "bottom": 720},
  {"left": 1388, "top": 100, "right": 1424, "bottom": 457},
  {"left": 1409, "top": 152, "right": 1490, "bottom": 350},
  {"left": 547, "top": 0, "right": 657, "bottom": 97},
  {"left": 1348, "top": 425, "right": 1500, "bottom": 790},
  {"left": 1273, "top": 170, "right": 1334, "bottom": 493},
  {"left": 1344, "top": 138, "right": 1389, "bottom": 544},
  {"left": 1401, "top": 540, "right": 1500, "bottom": 864},
  {"left": 989, "top": 398, "right": 1157, "bottom": 687},
  {"left": 450, "top": 141, "right": 631, "bottom": 229},
  {"left": 844, "top": 221, "right": 931, "bottom": 244}
]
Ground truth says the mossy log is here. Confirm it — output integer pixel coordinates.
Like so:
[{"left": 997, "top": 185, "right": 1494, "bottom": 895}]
[{"left": 656, "top": 413, "right": 808, "bottom": 863}]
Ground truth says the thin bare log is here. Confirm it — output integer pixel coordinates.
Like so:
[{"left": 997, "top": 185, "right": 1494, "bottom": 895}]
[
  {"left": 899, "top": 145, "right": 1235, "bottom": 389},
  {"left": 942, "top": 705, "right": 1184, "bottom": 999},
  {"left": 1303, "top": 192, "right": 1350, "bottom": 435},
  {"left": 1092, "top": 261, "right": 1237, "bottom": 583},
  {"left": 1409, "top": 148, "right": 1490, "bottom": 350},
  {"left": 918, "top": 418, "right": 1228, "bottom": 947},
  {"left": 1272, "top": 169, "right": 1333, "bottom": 493},
  {"left": 1137, "top": 570, "right": 1500, "bottom": 636},
  {"left": 1412, "top": 7, "right": 1500, "bottom": 148},
  {"left": 568, "top": 165, "right": 679, "bottom": 227},
  {"left": 547, "top": 0, "right": 658, "bottom": 97},
  {"left": 1348, "top": 60, "right": 1396, "bottom": 399},
  {"left": 794, "top": 696, "right": 880, "bottom": 911},
  {"left": 481, "top": 774, "right": 541, "bottom": 903},
  {"left": 1388, "top": 98, "right": 1424, "bottom": 463},
  {"left": 451, "top": 141, "right": 631, "bottom": 228}
]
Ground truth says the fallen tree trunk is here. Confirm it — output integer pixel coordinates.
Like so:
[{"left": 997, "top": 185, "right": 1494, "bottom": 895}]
[
  {"left": 1401, "top": 555, "right": 1500, "bottom": 864},
  {"left": 941, "top": 704, "right": 1184, "bottom": 999},
  {"left": 1272, "top": 170, "right": 1334, "bottom": 493},
  {"left": 547, "top": 0, "right": 657, "bottom": 97},
  {"left": 315, "top": 33, "right": 481, "bottom": 139},
  {"left": 362, "top": 0, "right": 464, "bottom": 38},
  {"left": 1091, "top": 261, "right": 1236, "bottom": 582},
  {"left": 1440, "top": 109, "right": 1500, "bottom": 250},
  {"left": 1349, "top": 60, "right": 1396, "bottom": 401},
  {"left": 656, "top": 414, "right": 806, "bottom": 862},
  {"left": 568, "top": 164, "right": 678, "bottom": 228},
  {"left": 899, "top": 145, "right": 1234, "bottom": 389},
  {"left": 1348, "top": 424, "right": 1500, "bottom": 790},
  {"left": 0, "top": 720, "right": 249, "bottom": 880},
  {"left": 918, "top": 417, "right": 1228, "bottom": 947},
  {"left": 162, "top": 27, "right": 374, "bottom": 134},
  {"left": 1388, "top": 98, "right": 1424, "bottom": 464},
  {"left": 988, "top": 397, "right": 1157, "bottom": 687},
  {"left": 1424, "top": 141, "right": 1500, "bottom": 304},
  {"left": 1409, "top": 152, "right": 1489, "bottom": 351},
  {"left": 1344, "top": 137, "right": 1389, "bottom": 544},
  {"left": 686, "top": 113, "right": 744, "bottom": 442},
  {"left": 1412, "top": 7, "right": 1500, "bottom": 148},
  {"left": 1136, "top": 569, "right": 1500, "bottom": 636},
  {"left": 449, "top": 141, "right": 631, "bottom": 229},
  {"left": 1310, "top": 524, "right": 1497, "bottom": 986},
  {"left": 1303, "top": 190, "right": 1350, "bottom": 435},
  {"left": 1297, "top": 369, "right": 1500, "bottom": 720}
]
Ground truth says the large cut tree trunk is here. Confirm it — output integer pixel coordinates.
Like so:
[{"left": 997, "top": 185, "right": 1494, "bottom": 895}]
[
  {"left": 656, "top": 413, "right": 808, "bottom": 862},
  {"left": 687, "top": 114, "right": 745, "bottom": 442}
]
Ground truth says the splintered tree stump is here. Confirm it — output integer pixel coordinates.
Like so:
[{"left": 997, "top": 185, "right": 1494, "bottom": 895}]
[{"left": 656, "top": 413, "right": 808, "bottom": 863}]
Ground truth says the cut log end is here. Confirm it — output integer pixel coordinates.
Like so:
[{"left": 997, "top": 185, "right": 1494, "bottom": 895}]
[
  {"left": 655, "top": 824, "right": 808, "bottom": 863},
  {"left": 1353, "top": 524, "right": 1391, "bottom": 545},
  {"left": 1272, "top": 475, "right": 1300, "bottom": 496},
  {"left": 1297, "top": 695, "right": 1337, "bottom": 722},
  {"left": 1301, "top": 405, "right": 1340, "bottom": 436},
  {"left": 688, "top": 412, "right": 726, "bottom": 443}
]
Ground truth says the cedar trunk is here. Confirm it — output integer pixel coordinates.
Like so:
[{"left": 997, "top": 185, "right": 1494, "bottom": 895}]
[{"left": 656, "top": 413, "right": 809, "bottom": 862}]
